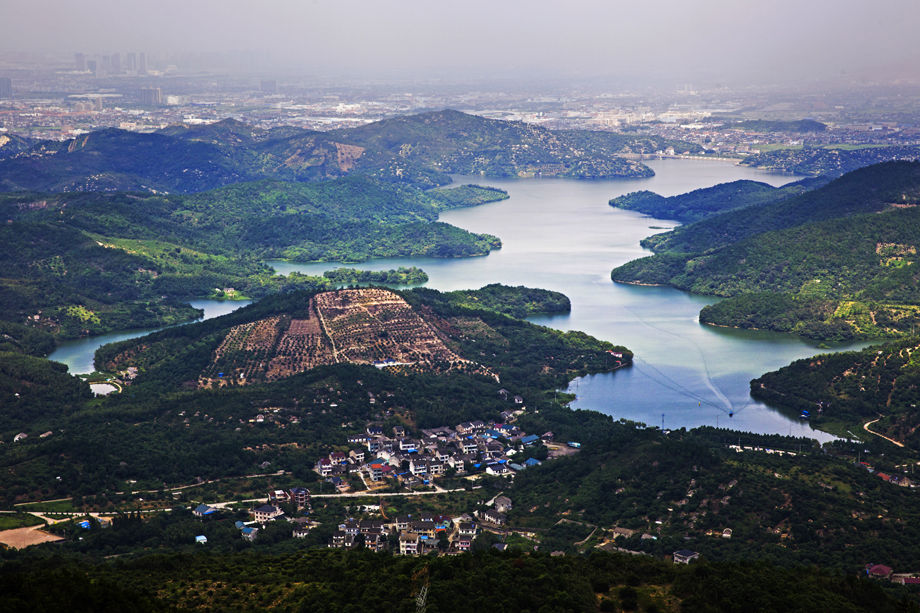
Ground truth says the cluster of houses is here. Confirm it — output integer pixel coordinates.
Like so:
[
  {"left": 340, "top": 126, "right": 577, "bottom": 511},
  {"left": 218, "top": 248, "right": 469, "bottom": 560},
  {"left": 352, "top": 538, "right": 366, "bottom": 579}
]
[
  {"left": 192, "top": 486, "right": 315, "bottom": 542},
  {"left": 727, "top": 444, "right": 797, "bottom": 457},
  {"left": 315, "top": 410, "right": 574, "bottom": 491},
  {"left": 328, "top": 495, "right": 515, "bottom": 555},
  {"left": 857, "top": 462, "right": 916, "bottom": 488}
]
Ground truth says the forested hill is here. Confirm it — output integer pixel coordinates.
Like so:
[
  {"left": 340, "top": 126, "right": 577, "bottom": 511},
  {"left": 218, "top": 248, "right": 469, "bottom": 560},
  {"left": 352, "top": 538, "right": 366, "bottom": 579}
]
[
  {"left": 741, "top": 144, "right": 920, "bottom": 177},
  {"left": 608, "top": 177, "right": 825, "bottom": 223},
  {"left": 751, "top": 338, "right": 920, "bottom": 448},
  {"left": 611, "top": 162, "right": 920, "bottom": 341},
  {"left": 0, "top": 133, "right": 40, "bottom": 160},
  {"left": 93, "top": 285, "right": 627, "bottom": 394},
  {"left": 332, "top": 109, "right": 696, "bottom": 183},
  {"left": 638, "top": 162, "right": 920, "bottom": 255},
  {"left": 0, "top": 178, "right": 505, "bottom": 341},
  {"left": 0, "top": 110, "right": 700, "bottom": 193},
  {"left": 0, "top": 285, "right": 628, "bottom": 503}
]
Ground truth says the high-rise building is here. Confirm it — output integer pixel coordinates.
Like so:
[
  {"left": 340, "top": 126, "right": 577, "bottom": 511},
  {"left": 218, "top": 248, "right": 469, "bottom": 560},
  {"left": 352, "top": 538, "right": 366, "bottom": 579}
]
[
  {"left": 0, "top": 77, "right": 12, "bottom": 99},
  {"left": 111, "top": 53, "right": 121, "bottom": 73},
  {"left": 126, "top": 52, "right": 136, "bottom": 72},
  {"left": 86, "top": 59, "right": 97, "bottom": 75},
  {"left": 139, "top": 87, "right": 162, "bottom": 106},
  {"left": 260, "top": 79, "right": 278, "bottom": 94},
  {"left": 138, "top": 52, "right": 147, "bottom": 75},
  {"left": 75, "top": 52, "right": 86, "bottom": 71}
]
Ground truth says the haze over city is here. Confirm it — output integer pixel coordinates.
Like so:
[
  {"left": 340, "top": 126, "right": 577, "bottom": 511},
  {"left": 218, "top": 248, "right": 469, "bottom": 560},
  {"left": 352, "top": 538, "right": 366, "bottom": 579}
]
[{"left": 2, "top": 0, "right": 919, "bottom": 85}]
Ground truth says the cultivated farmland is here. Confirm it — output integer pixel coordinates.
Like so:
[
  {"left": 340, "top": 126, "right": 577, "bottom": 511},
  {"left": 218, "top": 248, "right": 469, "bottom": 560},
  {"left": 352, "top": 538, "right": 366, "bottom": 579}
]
[{"left": 200, "top": 288, "right": 490, "bottom": 387}]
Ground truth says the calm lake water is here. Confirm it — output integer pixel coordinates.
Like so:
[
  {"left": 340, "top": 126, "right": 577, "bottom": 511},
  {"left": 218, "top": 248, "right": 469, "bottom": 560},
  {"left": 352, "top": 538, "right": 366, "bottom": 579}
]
[
  {"left": 52, "top": 159, "right": 857, "bottom": 439},
  {"left": 273, "top": 159, "right": 863, "bottom": 440},
  {"left": 48, "top": 299, "right": 251, "bottom": 375}
]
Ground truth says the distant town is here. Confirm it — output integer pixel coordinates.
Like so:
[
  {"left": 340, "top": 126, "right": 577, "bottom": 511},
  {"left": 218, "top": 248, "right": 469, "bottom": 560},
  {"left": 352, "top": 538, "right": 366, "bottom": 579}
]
[{"left": 2, "top": 51, "right": 920, "bottom": 157}]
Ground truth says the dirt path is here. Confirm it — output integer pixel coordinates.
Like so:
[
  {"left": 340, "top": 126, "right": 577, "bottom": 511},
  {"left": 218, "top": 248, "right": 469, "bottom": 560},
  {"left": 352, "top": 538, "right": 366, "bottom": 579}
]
[
  {"left": 0, "top": 525, "right": 63, "bottom": 549},
  {"left": 864, "top": 417, "right": 905, "bottom": 448}
]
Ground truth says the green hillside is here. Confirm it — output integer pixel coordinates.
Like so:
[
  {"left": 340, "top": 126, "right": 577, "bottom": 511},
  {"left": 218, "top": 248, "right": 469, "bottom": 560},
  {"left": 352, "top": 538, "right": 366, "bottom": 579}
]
[
  {"left": 752, "top": 337, "right": 920, "bottom": 447},
  {"left": 609, "top": 177, "right": 823, "bottom": 223},
  {"left": 1, "top": 550, "right": 909, "bottom": 613},
  {"left": 0, "top": 286, "right": 628, "bottom": 502},
  {"left": 612, "top": 162, "right": 920, "bottom": 341},
  {"left": 0, "top": 178, "right": 505, "bottom": 341}
]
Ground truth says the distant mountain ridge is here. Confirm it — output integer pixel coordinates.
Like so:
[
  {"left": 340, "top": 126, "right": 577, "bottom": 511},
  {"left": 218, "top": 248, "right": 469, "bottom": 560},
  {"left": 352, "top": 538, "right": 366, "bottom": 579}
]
[
  {"left": 741, "top": 144, "right": 920, "bottom": 177},
  {"left": 0, "top": 110, "right": 701, "bottom": 193}
]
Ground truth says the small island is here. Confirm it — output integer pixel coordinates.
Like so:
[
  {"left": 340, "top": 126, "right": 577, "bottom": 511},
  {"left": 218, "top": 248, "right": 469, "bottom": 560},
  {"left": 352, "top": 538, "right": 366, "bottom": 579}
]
[{"left": 322, "top": 267, "right": 429, "bottom": 286}]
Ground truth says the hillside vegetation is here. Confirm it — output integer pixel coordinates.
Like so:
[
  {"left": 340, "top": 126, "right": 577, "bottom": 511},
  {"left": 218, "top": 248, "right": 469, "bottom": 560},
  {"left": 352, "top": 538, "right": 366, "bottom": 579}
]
[
  {"left": 0, "top": 110, "right": 703, "bottom": 193},
  {"left": 741, "top": 144, "right": 920, "bottom": 177},
  {"left": 94, "top": 286, "right": 622, "bottom": 394},
  {"left": 0, "top": 286, "right": 628, "bottom": 502},
  {"left": 609, "top": 177, "right": 824, "bottom": 223},
  {"left": 612, "top": 162, "right": 920, "bottom": 341},
  {"left": 0, "top": 178, "right": 504, "bottom": 341},
  {"left": 1, "top": 550, "right": 911, "bottom": 613},
  {"left": 752, "top": 338, "right": 920, "bottom": 447}
]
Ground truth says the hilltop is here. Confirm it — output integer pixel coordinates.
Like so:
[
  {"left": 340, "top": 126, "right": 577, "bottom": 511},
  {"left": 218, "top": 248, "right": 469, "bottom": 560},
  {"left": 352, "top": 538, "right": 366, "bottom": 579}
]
[{"left": 0, "top": 110, "right": 701, "bottom": 193}]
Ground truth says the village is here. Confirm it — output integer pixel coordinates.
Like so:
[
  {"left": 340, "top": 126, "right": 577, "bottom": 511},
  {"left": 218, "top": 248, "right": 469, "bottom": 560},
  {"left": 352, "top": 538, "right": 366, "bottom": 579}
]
[{"left": 185, "top": 396, "right": 581, "bottom": 555}]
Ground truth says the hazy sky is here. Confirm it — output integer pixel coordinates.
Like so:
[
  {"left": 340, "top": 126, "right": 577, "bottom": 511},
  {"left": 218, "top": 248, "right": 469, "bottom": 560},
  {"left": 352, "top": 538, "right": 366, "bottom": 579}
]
[{"left": 2, "top": 0, "right": 919, "bottom": 84}]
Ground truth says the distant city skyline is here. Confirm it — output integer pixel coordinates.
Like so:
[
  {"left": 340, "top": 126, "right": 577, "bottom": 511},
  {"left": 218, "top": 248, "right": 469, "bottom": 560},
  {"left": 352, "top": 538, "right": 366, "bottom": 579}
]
[{"left": 1, "top": 0, "right": 919, "bottom": 87}]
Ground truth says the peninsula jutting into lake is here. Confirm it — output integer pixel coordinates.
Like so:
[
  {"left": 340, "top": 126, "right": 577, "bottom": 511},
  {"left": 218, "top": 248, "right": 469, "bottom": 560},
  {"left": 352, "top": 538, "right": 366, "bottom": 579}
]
[{"left": 4, "top": 2, "right": 920, "bottom": 609}]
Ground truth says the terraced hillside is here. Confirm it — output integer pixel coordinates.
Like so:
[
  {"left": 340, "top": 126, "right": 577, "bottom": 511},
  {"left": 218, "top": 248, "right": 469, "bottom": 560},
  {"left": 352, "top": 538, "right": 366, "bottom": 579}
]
[{"left": 199, "top": 288, "right": 487, "bottom": 387}]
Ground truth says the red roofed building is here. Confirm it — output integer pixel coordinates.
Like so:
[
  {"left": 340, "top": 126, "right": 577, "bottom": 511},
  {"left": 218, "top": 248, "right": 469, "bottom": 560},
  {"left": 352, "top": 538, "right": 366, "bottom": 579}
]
[{"left": 867, "top": 564, "right": 893, "bottom": 579}]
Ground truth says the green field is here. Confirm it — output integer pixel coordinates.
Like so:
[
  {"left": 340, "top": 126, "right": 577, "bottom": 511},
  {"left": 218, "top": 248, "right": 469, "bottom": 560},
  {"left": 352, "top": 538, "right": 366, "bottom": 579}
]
[{"left": 0, "top": 512, "right": 44, "bottom": 530}]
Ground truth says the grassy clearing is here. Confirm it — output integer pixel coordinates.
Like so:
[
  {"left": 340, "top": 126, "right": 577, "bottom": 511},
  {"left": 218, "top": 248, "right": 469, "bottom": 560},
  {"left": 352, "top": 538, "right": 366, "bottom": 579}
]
[{"left": 0, "top": 513, "right": 45, "bottom": 530}]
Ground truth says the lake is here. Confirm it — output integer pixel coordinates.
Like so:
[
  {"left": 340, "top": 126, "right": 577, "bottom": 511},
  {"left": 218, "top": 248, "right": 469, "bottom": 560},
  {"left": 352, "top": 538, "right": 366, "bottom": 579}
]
[
  {"left": 272, "top": 159, "right": 862, "bottom": 440},
  {"left": 52, "top": 159, "right": 857, "bottom": 439},
  {"left": 48, "top": 299, "right": 251, "bottom": 375}
]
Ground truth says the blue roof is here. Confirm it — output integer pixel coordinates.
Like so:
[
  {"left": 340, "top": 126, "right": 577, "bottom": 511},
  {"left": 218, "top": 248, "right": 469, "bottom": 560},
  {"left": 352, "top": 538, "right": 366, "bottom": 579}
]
[
  {"left": 235, "top": 521, "right": 246, "bottom": 529},
  {"left": 78, "top": 520, "right": 91, "bottom": 529},
  {"left": 524, "top": 458, "right": 542, "bottom": 466},
  {"left": 521, "top": 434, "right": 540, "bottom": 444},
  {"left": 195, "top": 503, "right": 216, "bottom": 515}
]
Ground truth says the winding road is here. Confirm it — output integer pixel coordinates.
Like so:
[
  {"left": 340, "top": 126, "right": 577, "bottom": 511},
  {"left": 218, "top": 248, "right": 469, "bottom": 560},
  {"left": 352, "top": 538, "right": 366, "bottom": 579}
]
[{"left": 863, "top": 417, "right": 905, "bottom": 448}]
